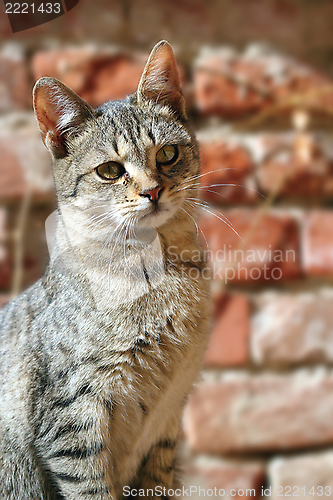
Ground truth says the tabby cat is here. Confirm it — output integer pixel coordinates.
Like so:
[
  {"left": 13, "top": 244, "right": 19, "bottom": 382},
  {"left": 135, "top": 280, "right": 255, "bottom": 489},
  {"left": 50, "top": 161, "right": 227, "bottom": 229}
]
[{"left": 0, "top": 41, "right": 210, "bottom": 500}]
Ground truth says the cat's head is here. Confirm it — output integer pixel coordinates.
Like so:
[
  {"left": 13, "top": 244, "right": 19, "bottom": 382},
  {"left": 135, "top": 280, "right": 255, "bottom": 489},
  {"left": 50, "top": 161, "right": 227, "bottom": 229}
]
[{"left": 33, "top": 41, "right": 200, "bottom": 236}]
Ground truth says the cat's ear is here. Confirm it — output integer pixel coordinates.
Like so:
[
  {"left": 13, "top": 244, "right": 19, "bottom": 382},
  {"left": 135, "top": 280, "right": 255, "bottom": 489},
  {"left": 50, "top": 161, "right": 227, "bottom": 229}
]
[
  {"left": 137, "top": 40, "right": 186, "bottom": 118},
  {"left": 33, "top": 77, "right": 95, "bottom": 158}
]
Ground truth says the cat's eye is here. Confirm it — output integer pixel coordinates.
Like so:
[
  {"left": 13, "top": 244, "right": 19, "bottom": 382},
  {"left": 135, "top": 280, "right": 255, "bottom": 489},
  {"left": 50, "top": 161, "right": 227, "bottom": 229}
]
[
  {"left": 95, "top": 162, "right": 126, "bottom": 181},
  {"left": 156, "top": 145, "right": 179, "bottom": 166}
]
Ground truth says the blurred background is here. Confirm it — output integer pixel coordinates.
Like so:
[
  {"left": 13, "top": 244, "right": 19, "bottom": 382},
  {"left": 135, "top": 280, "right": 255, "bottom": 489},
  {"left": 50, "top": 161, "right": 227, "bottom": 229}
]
[{"left": 2, "top": 0, "right": 333, "bottom": 498}]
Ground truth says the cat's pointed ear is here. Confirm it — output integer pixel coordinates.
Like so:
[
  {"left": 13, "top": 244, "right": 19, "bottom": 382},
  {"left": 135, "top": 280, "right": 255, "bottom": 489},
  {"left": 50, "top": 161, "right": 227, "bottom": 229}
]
[
  {"left": 33, "top": 77, "right": 95, "bottom": 158},
  {"left": 137, "top": 40, "right": 186, "bottom": 118}
]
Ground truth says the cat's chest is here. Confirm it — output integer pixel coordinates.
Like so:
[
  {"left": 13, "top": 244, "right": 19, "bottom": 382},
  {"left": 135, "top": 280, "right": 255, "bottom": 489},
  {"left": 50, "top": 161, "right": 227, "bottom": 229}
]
[
  {"left": 104, "top": 321, "right": 203, "bottom": 491},
  {"left": 94, "top": 286, "right": 207, "bottom": 488},
  {"left": 101, "top": 307, "right": 191, "bottom": 406}
]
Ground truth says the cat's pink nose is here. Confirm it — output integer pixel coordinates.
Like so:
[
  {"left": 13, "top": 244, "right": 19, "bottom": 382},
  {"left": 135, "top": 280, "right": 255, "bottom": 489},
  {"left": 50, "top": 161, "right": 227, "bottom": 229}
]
[{"left": 140, "top": 186, "right": 164, "bottom": 202}]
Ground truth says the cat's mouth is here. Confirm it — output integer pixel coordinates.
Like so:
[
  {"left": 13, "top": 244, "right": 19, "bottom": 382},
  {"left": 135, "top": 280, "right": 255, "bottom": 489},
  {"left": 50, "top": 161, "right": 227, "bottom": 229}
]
[{"left": 138, "top": 204, "right": 173, "bottom": 228}]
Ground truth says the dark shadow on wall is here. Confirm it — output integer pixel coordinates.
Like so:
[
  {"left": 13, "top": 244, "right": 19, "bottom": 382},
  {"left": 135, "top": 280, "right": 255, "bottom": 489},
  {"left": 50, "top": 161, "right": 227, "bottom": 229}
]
[{"left": 3, "top": 0, "right": 80, "bottom": 33}]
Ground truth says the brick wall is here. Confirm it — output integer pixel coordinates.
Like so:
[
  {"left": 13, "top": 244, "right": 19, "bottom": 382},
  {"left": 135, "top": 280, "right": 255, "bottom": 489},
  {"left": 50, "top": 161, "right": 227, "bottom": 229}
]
[{"left": 2, "top": 0, "right": 333, "bottom": 497}]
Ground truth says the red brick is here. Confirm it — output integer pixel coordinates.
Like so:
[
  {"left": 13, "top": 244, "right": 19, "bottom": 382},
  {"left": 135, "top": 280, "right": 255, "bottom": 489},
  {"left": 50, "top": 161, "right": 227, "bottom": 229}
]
[
  {"left": 0, "top": 209, "right": 11, "bottom": 290},
  {"left": 204, "top": 293, "right": 249, "bottom": 367},
  {"left": 199, "top": 209, "right": 301, "bottom": 283},
  {"left": 268, "top": 451, "right": 333, "bottom": 500},
  {"left": 198, "top": 137, "right": 257, "bottom": 204},
  {"left": 184, "top": 371, "right": 333, "bottom": 453},
  {"left": 183, "top": 458, "right": 264, "bottom": 500},
  {"left": 32, "top": 47, "right": 148, "bottom": 108},
  {"left": 194, "top": 54, "right": 265, "bottom": 118},
  {"left": 0, "top": 113, "right": 54, "bottom": 202},
  {"left": 257, "top": 133, "right": 333, "bottom": 198},
  {"left": 302, "top": 211, "right": 333, "bottom": 276},
  {"left": 0, "top": 44, "right": 30, "bottom": 112},
  {"left": 252, "top": 292, "right": 333, "bottom": 366},
  {"left": 194, "top": 46, "right": 332, "bottom": 118}
]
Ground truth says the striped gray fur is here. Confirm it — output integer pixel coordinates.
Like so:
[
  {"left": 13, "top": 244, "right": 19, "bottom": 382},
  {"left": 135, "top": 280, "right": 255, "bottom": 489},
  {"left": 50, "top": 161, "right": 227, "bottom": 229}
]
[{"left": 0, "top": 41, "right": 210, "bottom": 499}]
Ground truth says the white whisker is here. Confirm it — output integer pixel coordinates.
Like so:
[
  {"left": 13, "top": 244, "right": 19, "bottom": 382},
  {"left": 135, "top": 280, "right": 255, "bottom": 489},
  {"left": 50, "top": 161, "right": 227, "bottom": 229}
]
[
  {"left": 185, "top": 199, "right": 243, "bottom": 242},
  {"left": 180, "top": 205, "right": 210, "bottom": 252}
]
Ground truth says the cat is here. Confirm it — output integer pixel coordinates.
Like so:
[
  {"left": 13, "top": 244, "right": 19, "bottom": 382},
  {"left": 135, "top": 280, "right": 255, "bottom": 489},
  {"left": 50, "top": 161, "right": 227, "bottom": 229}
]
[{"left": 0, "top": 40, "right": 210, "bottom": 500}]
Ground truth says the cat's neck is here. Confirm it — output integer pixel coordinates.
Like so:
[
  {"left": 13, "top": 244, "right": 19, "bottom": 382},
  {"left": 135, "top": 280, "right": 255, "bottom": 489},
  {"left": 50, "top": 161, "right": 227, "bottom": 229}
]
[
  {"left": 52, "top": 202, "right": 201, "bottom": 264},
  {"left": 48, "top": 205, "right": 202, "bottom": 311},
  {"left": 158, "top": 210, "right": 203, "bottom": 264}
]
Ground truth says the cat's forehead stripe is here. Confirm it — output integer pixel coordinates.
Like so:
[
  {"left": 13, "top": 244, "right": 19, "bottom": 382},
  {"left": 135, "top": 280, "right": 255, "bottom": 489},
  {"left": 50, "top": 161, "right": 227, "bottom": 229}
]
[
  {"left": 116, "top": 134, "right": 136, "bottom": 159},
  {"left": 99, "top": 103, "right": 191, "bottom": 149}
]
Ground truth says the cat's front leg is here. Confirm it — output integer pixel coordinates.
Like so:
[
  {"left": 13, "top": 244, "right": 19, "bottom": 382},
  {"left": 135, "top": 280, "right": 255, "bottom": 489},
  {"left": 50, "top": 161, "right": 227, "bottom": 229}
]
[
  {"left": 34, "top": 399, "right": 115, "bottom": 500},
  {"left": 46, "top": 450, "right": 116, "bottom": 500},
  {"left": 133, "top": 435, "right": 179, "bottom": 500}
]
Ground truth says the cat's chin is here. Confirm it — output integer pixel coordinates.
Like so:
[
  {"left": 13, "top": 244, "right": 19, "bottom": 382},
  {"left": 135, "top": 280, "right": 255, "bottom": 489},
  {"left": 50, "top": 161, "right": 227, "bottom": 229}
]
[{"left": 137, "top": 208, "right": 174, "bottom": 229}]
